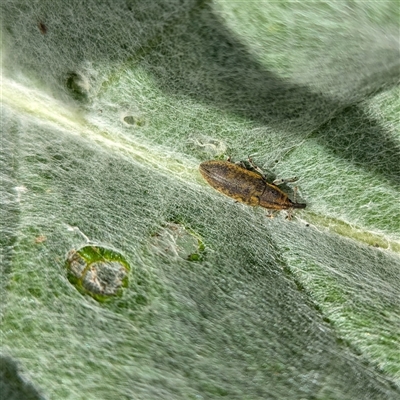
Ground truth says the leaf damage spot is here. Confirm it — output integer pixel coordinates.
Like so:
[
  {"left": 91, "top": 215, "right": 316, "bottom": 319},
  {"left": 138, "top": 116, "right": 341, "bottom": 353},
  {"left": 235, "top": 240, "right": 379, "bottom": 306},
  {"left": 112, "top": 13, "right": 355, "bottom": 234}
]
[
  {"left": 150, "top": 223, "right": 205, "bottom": 262},
  {"left": 187, "top": 135, "right": 227, "bottom": 158},
  {"left": 123, "top": 115, "right": 146, "bottom": 127},
  {"left": 65, "top": 72, "right": 89, "bottom": 101},
  {"left": 65, "top": 245, "right": 130, "bottom": 302}
]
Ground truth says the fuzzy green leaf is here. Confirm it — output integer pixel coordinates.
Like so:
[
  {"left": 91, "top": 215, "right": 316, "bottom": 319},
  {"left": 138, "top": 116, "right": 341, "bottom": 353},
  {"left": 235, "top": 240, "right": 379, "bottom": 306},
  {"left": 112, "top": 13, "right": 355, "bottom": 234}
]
[{"left": 1, "top": 1, "right": 399, "bottom": 399}]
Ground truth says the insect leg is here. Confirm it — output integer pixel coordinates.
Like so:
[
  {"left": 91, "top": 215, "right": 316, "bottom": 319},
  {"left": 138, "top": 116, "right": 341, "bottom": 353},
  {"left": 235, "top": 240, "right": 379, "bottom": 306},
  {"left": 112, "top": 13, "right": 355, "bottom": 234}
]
[
  {"left": 247, "top": 156, "right": 266, "bottom": 176},
  {"left": 293, "top": 186, "right": 298, "bottom": 203},
  {"left": 285, "top": 210, "right": 293, "bottom": 221},
  {"left": 273, "top": 177, "right": 299, "bottom": 186},
  {"left": 266, "top": 210, "right": 279, "bottom": 218}
]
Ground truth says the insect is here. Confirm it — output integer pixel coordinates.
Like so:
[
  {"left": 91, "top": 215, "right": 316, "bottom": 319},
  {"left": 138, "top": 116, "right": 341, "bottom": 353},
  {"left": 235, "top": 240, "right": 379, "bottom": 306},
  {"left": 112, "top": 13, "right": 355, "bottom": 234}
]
[{"left": 199, "top": 159, "right": 306, "bottom": 210}]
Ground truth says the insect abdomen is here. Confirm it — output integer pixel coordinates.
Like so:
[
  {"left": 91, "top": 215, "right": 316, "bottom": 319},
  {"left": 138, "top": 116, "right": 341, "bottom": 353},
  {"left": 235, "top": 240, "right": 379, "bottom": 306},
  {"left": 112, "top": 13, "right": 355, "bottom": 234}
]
[{"left": 199, "top": 160, "right": 264, "bottom": 206}]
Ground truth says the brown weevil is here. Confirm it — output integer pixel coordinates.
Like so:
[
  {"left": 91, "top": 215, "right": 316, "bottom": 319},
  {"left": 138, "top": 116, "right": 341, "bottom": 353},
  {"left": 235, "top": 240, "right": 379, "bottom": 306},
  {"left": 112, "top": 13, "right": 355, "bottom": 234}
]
[{"left": 199, "top": 159, "right": 306, "bottom": 211}]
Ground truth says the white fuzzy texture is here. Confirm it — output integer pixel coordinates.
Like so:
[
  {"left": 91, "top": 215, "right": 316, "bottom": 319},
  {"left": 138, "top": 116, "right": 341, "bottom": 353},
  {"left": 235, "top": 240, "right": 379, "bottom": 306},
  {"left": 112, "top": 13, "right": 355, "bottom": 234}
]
[{"left": 1, "top": 1, "right": 399, "bottom": 399}]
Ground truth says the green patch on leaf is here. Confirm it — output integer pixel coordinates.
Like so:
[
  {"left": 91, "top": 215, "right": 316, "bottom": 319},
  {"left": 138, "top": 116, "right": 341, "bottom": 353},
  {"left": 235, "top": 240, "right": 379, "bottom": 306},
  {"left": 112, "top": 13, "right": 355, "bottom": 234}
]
[{"left": 65, "top": 245, "right": 130, "bottom": 302}]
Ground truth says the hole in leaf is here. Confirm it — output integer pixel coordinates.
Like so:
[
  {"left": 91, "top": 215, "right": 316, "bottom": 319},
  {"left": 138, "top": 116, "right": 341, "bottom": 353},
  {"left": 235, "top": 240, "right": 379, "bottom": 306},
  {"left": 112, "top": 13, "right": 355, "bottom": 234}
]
[
  {"left": 150, "top": 223, "right": 205, "bottom": 262},
  {"left": 66, "top": 245, "right": 130, "bottom": 302},
  {"left": 65, "top": 72, "right": 89, "bottom": 102},
  {"left": 123, "top": 115, "right": 145, "bottom": 126}
]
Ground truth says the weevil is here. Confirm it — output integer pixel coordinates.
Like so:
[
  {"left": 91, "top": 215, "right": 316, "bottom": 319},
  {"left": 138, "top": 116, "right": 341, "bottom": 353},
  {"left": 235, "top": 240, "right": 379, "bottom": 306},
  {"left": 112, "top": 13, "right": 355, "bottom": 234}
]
[{"left": 199, "top": 159, "right": 306, "bottom": 210}]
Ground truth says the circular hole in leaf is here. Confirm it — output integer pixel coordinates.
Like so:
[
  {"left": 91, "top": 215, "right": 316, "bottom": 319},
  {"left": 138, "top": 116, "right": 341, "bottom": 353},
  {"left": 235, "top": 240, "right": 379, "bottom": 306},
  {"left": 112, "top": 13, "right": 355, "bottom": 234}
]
[
  {"left": 187, "top": 135, "right": 227, "bottom": 158},
  {"left": 123, "top": 115, "right": 145, "bottom": 126},
  {"left": 66, "top": 245, "right": 130, "bottom": 302},
  {"left": 150, "top": 223, "right": 205, "bottom": 262}
]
